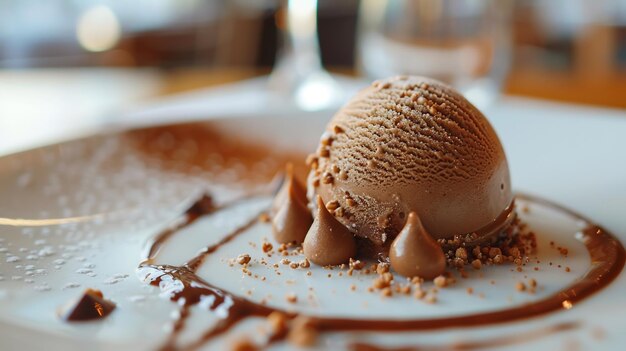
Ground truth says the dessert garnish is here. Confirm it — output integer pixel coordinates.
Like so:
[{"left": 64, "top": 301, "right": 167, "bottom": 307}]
[
  {"left": 59, "top": 288, "right": 116, "bottom": 322},
  {"left": 134, "top": 76, "right": 625, "bottom": 350}
]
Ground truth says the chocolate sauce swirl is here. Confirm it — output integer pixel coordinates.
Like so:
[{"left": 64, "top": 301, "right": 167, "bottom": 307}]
[{"left": 137, "top": 193, "right": 625, "bottom": 350}]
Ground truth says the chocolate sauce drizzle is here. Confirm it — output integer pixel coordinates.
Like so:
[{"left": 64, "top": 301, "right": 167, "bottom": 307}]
[
  {"left": 137, "top": 193, "right": 625, "bottom": 350},
  {"left": 349, "top": 321, "right": 579, "bottom": 351}
]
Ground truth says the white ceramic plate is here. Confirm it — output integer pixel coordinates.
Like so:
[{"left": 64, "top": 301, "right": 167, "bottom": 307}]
[{"left": 1, "top": 107, "right": 626, "bottom": 351}]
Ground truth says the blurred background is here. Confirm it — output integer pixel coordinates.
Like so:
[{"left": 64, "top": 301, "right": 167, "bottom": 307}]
[{"left": 1, "top": 0, "right": 626, "bottom": 155}]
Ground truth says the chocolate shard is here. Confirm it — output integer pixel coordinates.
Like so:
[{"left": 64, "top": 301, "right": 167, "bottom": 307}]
[{"left": 60, "top": 288, "right": 116, "bottom": 322}]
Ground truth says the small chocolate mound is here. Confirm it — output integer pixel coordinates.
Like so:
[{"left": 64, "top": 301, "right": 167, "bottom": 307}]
[
  {"left": 271, "top": 165, "right": 312, "bottom": 244},
  {"left": 59, "top": 288, "right": 116, "bottom": 322},
  {"left": 303, "top": 196, "right": 356, "bottom": 266},
  {"left": 389, "top": 212, "right": 446, "bottom": 279},
  {"left": 271, "top": 164, "right": 308, "bottom": 215}
]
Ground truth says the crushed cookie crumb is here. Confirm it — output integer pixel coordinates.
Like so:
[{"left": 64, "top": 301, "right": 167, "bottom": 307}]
[
  {"left": 399, "top": 285, "right": 411, "bottom": 295},
  {"left": 425, "top": 294, "right": 437, "bottom": 304},
  {"left": 349, "top": 258, "right": 364, "bottom": 270},
  {"left": 433, "top": 275, "right": 447, "bottom": 288},
  {"left": 414, "top": 288, "right": 426, "bottom": 299},
  {"left": 267, "top": 311, "right": 288, "bottom": 336},
  {"left": 493, "top": 254, "right": 504, "bottom": 264},
  {"left": 455, "top": 247, "right": 468, "bottom": 260},
  {"left": 262, "top": 242, "right": 273, "bottom": 253},
  {"left": 285, "top": 293, "right": 298, "bottom": 304},
  {"left": 488, "top": 248, "right": 502, "bottom": 258},
  {"left": 339, "top": 171, "right": 349, "bottom": 180},
  {"left": 258, "top": 213, "right": 271, "bottom": 223},
  {"left": 376, "top": 263, "right": 390, "bottom": 275},
  {"left": 334, "top": 207, "right": 345, "bottom": 217},
  {"left": 411, "top": 276, "right": 423, "bottom": 285},
  {"left": 236, "top": 254, "right": 251, "bottom": 265},
  {"left": 371, "top": 278, "right": 385, "bottom": 290},
  {"left": 305, "top": 154, "right": 318, "bottom": 168},
  {"left": 326, "top": 200, "right": 339, "bottom": 211},
  {"left": 299, "top": 259, "right": 310, "bottom": 268},
  {"left": 322, "top": 172, "right": 334, "bottom": 184}
]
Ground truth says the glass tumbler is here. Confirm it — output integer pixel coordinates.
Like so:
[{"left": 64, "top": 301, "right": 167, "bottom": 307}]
[{"left": 357, "top": 0, "right": 513, "bottom": 108}]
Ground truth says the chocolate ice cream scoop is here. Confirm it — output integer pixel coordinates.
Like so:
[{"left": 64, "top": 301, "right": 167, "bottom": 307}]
[{"left": 307, "top": 76, "right": 513, "bottom": 255}]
